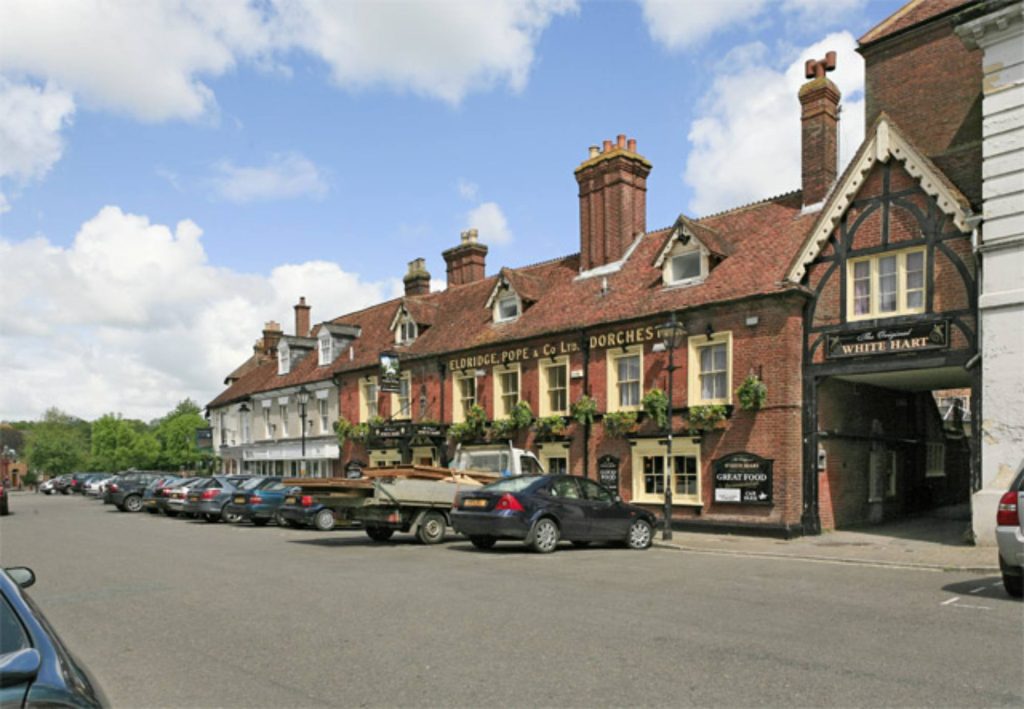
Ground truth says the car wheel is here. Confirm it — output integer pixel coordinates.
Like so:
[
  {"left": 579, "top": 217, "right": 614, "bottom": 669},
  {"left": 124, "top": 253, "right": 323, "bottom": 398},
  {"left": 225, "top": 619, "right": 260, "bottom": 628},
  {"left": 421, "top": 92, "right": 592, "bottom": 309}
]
[
  {"left": 529, "top": 518, "right": 560, "bottom": 553},
  {"left": 274, "top": 512, "right": 288, "bottom": 527},
  {"left": 627, "top": 519, "right": 653, "bottom": 550},
  {"left": 366, "top": 526, "right": 395, "bottom": 542},
  {"left": 1003, "top": 572, "right": 1023, "bottom": 599},
  {"left": 222, "top": 507, "right": 242, "bottom": 524},
  {"left": 252, "top": 518, "right": 269, "bottom": 527},
  {"left": 313, "top": 508, "right": 335, "bottom": 532},
  {"left": 416, "top": 511, "right": 446, "bottom": 545},
  {"left": 470, "top": 536, "right": 496, "bottom": 550},
  {"left": 123, "top": 495, "right": 143, "bottom": 513}
]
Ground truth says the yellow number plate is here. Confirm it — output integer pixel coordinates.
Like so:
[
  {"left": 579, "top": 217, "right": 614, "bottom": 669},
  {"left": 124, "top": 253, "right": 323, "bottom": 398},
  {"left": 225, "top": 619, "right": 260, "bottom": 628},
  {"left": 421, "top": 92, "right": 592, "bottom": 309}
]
[
  {"left": 285, "top": 496, "right": 296, "bottom": 505},
  {"left": 463, "top": 498, "right": 488, "bottom": 508},
  {"left": 233, "top": 496, "right": 245, "bottom": 504}
]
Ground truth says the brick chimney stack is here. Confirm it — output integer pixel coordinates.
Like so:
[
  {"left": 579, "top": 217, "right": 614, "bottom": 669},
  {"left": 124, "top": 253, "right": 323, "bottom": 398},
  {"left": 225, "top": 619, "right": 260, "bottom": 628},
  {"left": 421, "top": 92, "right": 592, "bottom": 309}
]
[
  {"left": 404, "top": 258, "right": 432, "bottom": 296},
  {"left": 443, "top": 229, "right": 488, "bottom": 288},
  {"left": 261, "top": 321, "right": 283, "bottom": 354},
  {"left": 574, "top": 134, "right": 652, "bottom": 272},
  {"left": 294, "top": 297, "right": 311, "bottom": 337},
  {"left": 800, "top": 51, "right": 841, "bottom": 207}
]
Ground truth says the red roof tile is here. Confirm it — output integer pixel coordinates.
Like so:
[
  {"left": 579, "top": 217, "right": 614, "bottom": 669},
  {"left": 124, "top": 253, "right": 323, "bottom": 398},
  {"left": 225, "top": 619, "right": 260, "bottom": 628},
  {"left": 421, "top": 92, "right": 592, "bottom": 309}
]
[{"left": 859, "top": 0, "right": 976, "bottom": 47}]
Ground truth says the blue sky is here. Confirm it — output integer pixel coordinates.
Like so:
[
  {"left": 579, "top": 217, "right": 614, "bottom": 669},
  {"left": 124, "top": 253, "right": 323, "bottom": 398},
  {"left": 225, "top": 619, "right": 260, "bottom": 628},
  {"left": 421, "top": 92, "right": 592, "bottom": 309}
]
[{"left": 0, "top": 0, "right": 906, "bottom": 421}]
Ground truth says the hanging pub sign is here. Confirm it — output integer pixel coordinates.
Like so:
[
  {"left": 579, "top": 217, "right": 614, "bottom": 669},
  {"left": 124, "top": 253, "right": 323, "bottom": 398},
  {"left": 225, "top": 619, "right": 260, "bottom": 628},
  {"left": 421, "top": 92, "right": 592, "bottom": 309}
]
[
  {"left": 413, "top": 423, "right": 445, "bottom": 439},
  {"left": 379, "top": 350, "right": 401, "bottom": 393},
  {"left": 826, "top": 321, "right": 949, "bottom": 359},
  {"left": 713, "top": 452, "right": 773, "bottom": 505},
  {"left": 597, "top": 455, "right": 620, "bottom": 490},
  {"left": 373, "top": 422, "right": 409, "bottom": 439},
  {"left": 195, "top": 427, "right": 213, "bottom": 450}
]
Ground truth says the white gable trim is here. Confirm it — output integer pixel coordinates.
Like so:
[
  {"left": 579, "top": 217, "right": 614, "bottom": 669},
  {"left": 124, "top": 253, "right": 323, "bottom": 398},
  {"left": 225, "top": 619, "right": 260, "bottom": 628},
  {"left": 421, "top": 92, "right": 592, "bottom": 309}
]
[
  {"left": 786, "top": 117, "right": 973, "bottom": 283},
  {"left": 654, "top": 217, "right": 703, "bottom": 269},
  {"left": 485, "top": 276, "right": 517, "bottom": 309},
  {"left": 388, "top": 304, "right": 408, "bottom": 331}
]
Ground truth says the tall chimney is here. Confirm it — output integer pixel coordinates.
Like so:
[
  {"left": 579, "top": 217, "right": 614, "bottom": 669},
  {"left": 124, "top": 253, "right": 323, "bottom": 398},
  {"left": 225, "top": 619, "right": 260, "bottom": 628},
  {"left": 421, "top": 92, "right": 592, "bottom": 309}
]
[
  {"left": 574, "top": 135, "right": 652, "bottom": 272},
  {"left": 293, "top": 297, "right": 311, "bottom": 337},
  {"left": 442, "top": 229, "right": 488, "bottom": 288},
  {"left": 404, "top": 258, "right": 432, "bottom": 296},
  {"left": 261, "top": 321, "right": 283, "bottom": 354},
  {"left": 800, "top": 51, "right": 841, "bottom": 207}
]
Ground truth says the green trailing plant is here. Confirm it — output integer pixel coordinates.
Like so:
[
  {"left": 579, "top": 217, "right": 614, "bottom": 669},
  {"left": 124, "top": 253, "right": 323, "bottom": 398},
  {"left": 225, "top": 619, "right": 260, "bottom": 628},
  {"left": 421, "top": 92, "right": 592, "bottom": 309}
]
[
  {"left": 333, "top": 417, "right": 354, "bottom": 443},
  {"left": 348, "top": 423, "right": 372, "bottom": 444},
  {"left": 534, "top": 414, "right": 568, "bottom": 439},
  {"left": 602, "top": 410, "right": 638, "bottom": 438},
  {"left": 687, "top": 404, "right": 728, "bottom": 431},
  {"left": 570, "top": 395, "right": 597, "bottom": 427},
  {"left": 448, "top": 404, "right": 488, "bottom": 443},
  {"left": 489, "top": 418, "right": 517, "bottom": 439},
  {"left": 508, "top": 401, "right": 533, "bottom": 430},
  {"left": 736, "top": 374, "right": 768, "bottom": 411},
  {"left": 641, "top": 388, "right": 670, "bottom": 429}
]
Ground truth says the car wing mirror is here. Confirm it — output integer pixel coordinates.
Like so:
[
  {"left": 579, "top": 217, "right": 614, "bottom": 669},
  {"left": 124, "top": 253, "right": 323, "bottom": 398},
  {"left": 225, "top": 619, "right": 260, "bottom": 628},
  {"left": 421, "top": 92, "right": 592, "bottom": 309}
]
[
  {"left": 0, "top": 649, "right": 41, "bottom": 688},
  {"left": 5, "top": 567, "right": 35, "bottom": 589}
]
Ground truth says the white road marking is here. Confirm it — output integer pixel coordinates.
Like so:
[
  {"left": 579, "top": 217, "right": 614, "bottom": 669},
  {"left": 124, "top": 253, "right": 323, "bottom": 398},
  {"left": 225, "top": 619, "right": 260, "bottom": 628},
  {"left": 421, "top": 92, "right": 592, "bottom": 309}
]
[
  {"left": 942, "top": 597, "right": 960, "bottom": 605},
  {"left": 969, "top": 586, "right": 986, "bottom": 594},
  {"left": 950, "top": 603, "right": 991, "bottom": 610}
]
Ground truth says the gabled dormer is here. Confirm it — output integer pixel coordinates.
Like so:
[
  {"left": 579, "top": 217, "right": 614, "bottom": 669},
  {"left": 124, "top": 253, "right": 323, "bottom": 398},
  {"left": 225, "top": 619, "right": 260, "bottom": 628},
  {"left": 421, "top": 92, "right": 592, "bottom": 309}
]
[
  {"left": 389, "top": 298, "right": 436, "bottom": 346},
  {"left": 316, "top": 323, "right": 362, "bottom": 366},
  {"left": 654, "top": 215, "right": 732, "bottom": 288},
  {"left": 277, "top": 335, "right": 316, "bottom": 375},
  {"left": 486, "top": 268, "right": 541, "bottom": 324}
]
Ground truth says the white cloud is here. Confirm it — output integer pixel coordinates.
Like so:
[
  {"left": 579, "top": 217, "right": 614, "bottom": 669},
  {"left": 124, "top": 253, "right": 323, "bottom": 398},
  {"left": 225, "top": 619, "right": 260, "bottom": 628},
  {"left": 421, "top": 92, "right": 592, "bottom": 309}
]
[
  {"left": 276, "top": 0, "right": 578, "bottom": 104},
  {"left": 207, "top": 152, "right": 328, "bottom": 203},
  {"left": 457, "top": 179, "right": 480, "bottom": 201},
  {"left": 639, "top": 0, "right": 767, "bottom": 50},
  {"left": 683, "top": 32, "right": 865, "bottom": 215},
  {"left": 0, "top": 78, "right": 75, "bottom": 190},
  {"left": 465, "top": 202, "right": 513, "bottom": 245},
  {"left": 0, "top": 207, "right": 401, "bottom": 421}
]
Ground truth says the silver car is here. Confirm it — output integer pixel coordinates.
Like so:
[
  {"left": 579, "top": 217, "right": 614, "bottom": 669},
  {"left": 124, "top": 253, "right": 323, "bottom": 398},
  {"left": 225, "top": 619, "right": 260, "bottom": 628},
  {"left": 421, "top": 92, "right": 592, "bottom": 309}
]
[{"left": 996, "top": 462, "right": 1024, "bottom": 598}]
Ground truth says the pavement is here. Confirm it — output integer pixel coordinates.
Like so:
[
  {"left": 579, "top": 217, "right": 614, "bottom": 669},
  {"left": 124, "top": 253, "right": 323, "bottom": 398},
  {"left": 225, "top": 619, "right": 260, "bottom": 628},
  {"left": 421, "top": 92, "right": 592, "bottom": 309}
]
[{"left": 656, "top": 505, "right": 998, "bottom": 572}]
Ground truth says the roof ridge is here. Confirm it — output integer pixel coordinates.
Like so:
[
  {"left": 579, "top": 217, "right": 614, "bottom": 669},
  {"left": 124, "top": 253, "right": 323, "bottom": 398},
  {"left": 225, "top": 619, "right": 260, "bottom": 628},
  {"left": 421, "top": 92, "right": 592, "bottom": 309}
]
[
  {"left": 330, "top": 295, "right": 404, "bottom": 324},
  {"left": 696, "top": 189, "right": 802, "bottom": 222}
]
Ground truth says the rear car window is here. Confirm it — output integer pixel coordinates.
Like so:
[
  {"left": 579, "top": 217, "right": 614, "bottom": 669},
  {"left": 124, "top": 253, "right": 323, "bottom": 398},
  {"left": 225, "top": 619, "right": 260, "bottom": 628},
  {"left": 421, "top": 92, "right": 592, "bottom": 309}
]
[{"left": 481, "top": 476, "right": 543, "bottom": 493}]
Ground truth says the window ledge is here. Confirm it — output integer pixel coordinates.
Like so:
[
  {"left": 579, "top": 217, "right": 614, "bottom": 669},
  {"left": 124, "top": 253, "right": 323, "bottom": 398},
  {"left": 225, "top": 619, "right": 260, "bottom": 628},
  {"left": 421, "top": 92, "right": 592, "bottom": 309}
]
[
  {"left": 663, "top": 276, "right": 707, "bottom": 290},
  {"left": 634, "top": 499, "right": 704, "bottom": 508}
]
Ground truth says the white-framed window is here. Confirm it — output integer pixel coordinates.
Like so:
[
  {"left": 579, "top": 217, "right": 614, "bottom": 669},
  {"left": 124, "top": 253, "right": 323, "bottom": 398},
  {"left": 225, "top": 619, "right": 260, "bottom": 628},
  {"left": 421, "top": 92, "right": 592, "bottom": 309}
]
[
  {"left": 540, "top": 357, "right": 569, "bottom": 416},
  {"left": 495, "top": 292, "right": 521, "bottom": 323},
  {"left": 493, "top": 364, "right": 521, "bottom": 418},
  {"left": 607, "top": 345, "right": 643, "bottom": 412},
  {"left": 318, "top": 398, "right": 329, "bottom": 433},
  {"left": 278, "top": 403, "right": 289, "bottom": 438},
  {"left": 240, "top": 408, "right": 251, "bottom": 444},
  {"left": 396, "top": 316, "right": 418, "bottom": 345},
  {"left": 360, "top": 377, "right": 379, "bottom": 422},
  {"left": 391, "top": 373, "right": 412, "bottom": 420},
  {"left": 925, "top": 441, "right": 946, "bottom": 478},
  {"left": 262, "top": 403, "right": 272, "bottom": 438},
  {"left": 369, "top": 449, "right": 402, "bottom": 467},
  {"left": 663, "top": 240, "right": 707, "bottom": 286},
  {"left": 537, "top": 442, "right": 569, "bottom": 476},
  {"left": 630, "top": 439, "right": 701, "bottom": 505},
  {"left": 453, "top": 373, "right": 477, "bottom": 423},
  {"left": 318, "top": 333, "right": 333, "bottom": 366},
  {"left": 847, "top": 247, "right": 926, "bottom": 321},
  {"left": 277, "top": 341, "right": 290, "bottom": 375},
  {"left": 688, "top": 331, "right": 732, "bottom": 406},
  {"left": 219, "top": 412, "right": 227, "bottom": 445}
]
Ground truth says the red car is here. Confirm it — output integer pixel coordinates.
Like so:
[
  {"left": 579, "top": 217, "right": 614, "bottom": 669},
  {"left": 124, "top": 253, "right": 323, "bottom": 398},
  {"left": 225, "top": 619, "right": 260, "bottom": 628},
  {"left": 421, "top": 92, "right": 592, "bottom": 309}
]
[{"left": 1, "top": 481, "right": 9, "bottom": 516}]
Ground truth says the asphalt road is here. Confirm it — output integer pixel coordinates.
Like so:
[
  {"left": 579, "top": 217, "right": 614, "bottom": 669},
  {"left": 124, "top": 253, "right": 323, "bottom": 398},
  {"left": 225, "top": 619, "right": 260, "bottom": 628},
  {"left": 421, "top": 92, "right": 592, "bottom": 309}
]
[{"left": 1, "top": 493, "right": 1021, "bottom": 708}]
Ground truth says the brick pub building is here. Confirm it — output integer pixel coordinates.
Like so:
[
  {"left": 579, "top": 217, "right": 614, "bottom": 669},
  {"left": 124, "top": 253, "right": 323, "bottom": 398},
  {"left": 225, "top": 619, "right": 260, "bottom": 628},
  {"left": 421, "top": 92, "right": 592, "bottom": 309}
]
[{"left": 209, "top": 0, "right": 990, "bottom": 537}]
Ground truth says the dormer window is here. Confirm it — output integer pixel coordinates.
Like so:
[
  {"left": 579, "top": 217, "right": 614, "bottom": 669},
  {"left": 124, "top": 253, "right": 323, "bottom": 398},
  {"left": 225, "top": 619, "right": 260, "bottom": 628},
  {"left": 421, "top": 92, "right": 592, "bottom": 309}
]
[
  {"left": 277, "top": 341, "right": 291, "bottom": 375},
  {"left": 664, "top": 240, "right": 707, "bottom": 286},
  {"left": 396, "top": 316, "right": 418, "bottom": 345},
  {"left": 318, "top": 332, "right": 333, "bottom": 366},
  {"left": 496, "top": 293, "right": 520, "bottom": 322}
]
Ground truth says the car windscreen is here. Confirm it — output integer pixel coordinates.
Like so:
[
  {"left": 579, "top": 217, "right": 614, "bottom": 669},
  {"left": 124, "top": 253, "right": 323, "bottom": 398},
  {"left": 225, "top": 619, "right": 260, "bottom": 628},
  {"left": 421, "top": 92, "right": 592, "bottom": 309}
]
[
  {"left": 451, "top": 450, "right": 510, "bottom": 474},
  {"left": 240, "top": 477, "right": 266, "bottom": 491},
  {"left": 264, "top": 482, "right": 288, "bottom": 492},
  {"left": 480, "top": 476, "right": 544, "bottom": 493}
]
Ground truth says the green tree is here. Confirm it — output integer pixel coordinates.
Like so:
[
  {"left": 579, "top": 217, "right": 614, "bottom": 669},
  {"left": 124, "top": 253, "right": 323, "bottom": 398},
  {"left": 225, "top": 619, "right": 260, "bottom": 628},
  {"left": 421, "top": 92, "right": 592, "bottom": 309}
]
[
  {"left": 154, "top": 399, "right": 210, "bottom": 470},
  {"left": 25, "top": 408, "right": 89, "bottom": 476},
  {"left": 89, "top": 414, "right": 142, "bottom": 471}
]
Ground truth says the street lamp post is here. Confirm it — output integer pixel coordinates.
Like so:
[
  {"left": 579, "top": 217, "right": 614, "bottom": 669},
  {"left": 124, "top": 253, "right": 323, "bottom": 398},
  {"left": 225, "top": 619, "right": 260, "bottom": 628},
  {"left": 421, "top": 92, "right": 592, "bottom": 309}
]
[
  {"left": 298, "top": 386, "right": 310, "bottom": 476},
  {"left": 657, "top": 313, "right": 687, "bottom": 541}
]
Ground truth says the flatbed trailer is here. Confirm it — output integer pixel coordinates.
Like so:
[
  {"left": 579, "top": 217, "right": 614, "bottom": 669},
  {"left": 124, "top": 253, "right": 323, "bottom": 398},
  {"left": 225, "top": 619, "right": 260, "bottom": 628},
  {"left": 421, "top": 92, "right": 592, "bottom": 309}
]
[{"left": 281, "top": 466, "right": 498, "bottom": 543}]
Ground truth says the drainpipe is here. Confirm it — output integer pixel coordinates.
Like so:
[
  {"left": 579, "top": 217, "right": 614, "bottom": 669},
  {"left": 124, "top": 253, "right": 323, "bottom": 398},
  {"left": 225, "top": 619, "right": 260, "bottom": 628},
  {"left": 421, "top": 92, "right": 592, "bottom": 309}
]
[
  {"left": 580, "top": 330, "right": 591, "bottom": 478},
  {"left": 438, "top": 360, "right": 448, "bottom": 467}
]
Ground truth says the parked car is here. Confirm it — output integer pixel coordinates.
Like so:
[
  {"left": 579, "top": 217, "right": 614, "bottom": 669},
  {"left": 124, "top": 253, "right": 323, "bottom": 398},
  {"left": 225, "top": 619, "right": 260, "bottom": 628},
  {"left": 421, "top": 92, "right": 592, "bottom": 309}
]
[
  {"left": 69, "top": 473, "right": 104, "bottom": 495},
  {"left": 53, "top": 475, "right": 74, "bottom": 495},
  {"left": 84, "top": 474, "right": 115, "bottom": 497},
  {"left": 997, "top": 462, "right": 1024, "bottom": 598},
  {"left": 107, "top": 471, "right": 163, "bottom": 512},
  {"left": 183, "top": 476, "right": 252, "bottom": 522},
  {"left": 141, "top": 476, "right": 181, "bottom": 514},
  {"left": 0, "top": 480, "right": 8, "bottom": 515},
  {"left": 38, "top": 478, "right": 58, "bottom": 495},
  {"left": 0, "top": 566, "right": 108, "bottom": 707},
  {"left": 222, "top": 477, "right": 293, "bottom": 526},
  {"left": 450, "top": 474, "right": 657, "bottom": 553},
  {"left": 163, "top": 478, "right": 204, "bottom": 517},
  {"left": 275, "top": 491, "right": 338, "bottom": 531}
]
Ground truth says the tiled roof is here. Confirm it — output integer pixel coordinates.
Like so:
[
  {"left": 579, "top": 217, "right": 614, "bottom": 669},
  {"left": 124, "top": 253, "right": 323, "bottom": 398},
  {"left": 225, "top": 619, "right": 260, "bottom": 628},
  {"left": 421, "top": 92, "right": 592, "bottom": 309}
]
[
  {"left": 859, "top": 0, "right": 976, "bottom": 46},
  {"left": 207, "top": 191, "right": 816, "bottom": 409}
]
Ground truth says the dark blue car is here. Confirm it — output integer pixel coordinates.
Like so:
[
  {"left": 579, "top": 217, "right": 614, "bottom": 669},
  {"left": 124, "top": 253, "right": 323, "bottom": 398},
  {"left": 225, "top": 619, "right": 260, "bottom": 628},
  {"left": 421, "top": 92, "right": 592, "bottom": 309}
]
[{"left": 222, "top": 477, "right": 295, "bottom": 526}]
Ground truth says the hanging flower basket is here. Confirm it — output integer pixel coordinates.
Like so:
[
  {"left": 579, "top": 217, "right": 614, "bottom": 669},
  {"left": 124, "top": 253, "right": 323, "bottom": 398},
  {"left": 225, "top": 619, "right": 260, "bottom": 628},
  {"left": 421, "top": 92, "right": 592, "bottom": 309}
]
[
  {"left": 602, "top": 410, "right": 638, "bottom": 438},
  {"left": 641, "top": 388, "right": 670, "bottom": 429},
  {"left": 736, "top": 374, "right": 768, "bottom": 411},
  {"left": 570, "top": 395, "right": 597, "bottom": 427}
]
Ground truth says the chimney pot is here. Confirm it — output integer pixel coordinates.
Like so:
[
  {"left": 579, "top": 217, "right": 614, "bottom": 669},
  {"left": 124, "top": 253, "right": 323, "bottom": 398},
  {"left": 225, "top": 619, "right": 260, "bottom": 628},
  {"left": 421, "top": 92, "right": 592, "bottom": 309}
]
[
  {"left": 617, "top": 134, "right": 626, "bottom": 149},
  {"left": 603, "top": 139, "right": 613, "bottom": 152},
  {"left": 443, "top": 230, "right": 488, "bottom": 288},
  {"left": 627, "top": 138, "right": 636, "bottom": 152},
  {"left": 294, "top": 298, "right": 311, "bottom": 338},
  {"left": 588, "top": 145, "right": 599, "bottom": 158},
  {"left": 403, "top": 257, "right": 432, "bottom": 296}
]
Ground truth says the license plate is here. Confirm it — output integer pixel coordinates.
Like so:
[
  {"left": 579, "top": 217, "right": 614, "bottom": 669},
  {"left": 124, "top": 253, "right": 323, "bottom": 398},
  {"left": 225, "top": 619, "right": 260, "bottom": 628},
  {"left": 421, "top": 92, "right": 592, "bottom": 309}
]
[
  {"left": 284, "top": 496, "right": 296, "bottom": 505},
  {"left": 188, "top": 495, "right": 198, "bottom": 502},
  {"left": 234, "top": 496, "right": 245, "bottom": 504},
  {"left": 463, "top": 498, "right": 488, "bottom": 508}
]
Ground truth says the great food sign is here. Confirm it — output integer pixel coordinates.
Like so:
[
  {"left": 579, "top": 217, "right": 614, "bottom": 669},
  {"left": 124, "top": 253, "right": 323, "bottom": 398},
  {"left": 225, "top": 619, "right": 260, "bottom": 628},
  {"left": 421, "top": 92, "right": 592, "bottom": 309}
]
[
  {"left": 713, "top": 452, "right": 773, "bottom": 505},
  {"left": 448, "top": 325, "right": 658, "bottom": 371}
]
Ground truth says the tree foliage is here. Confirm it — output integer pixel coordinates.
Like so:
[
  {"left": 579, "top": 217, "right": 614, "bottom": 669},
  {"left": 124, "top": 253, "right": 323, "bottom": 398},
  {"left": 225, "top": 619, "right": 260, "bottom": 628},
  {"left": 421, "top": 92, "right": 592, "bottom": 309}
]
[{"left": 25, "top": 408, "right": 90, "bottom": 476}]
